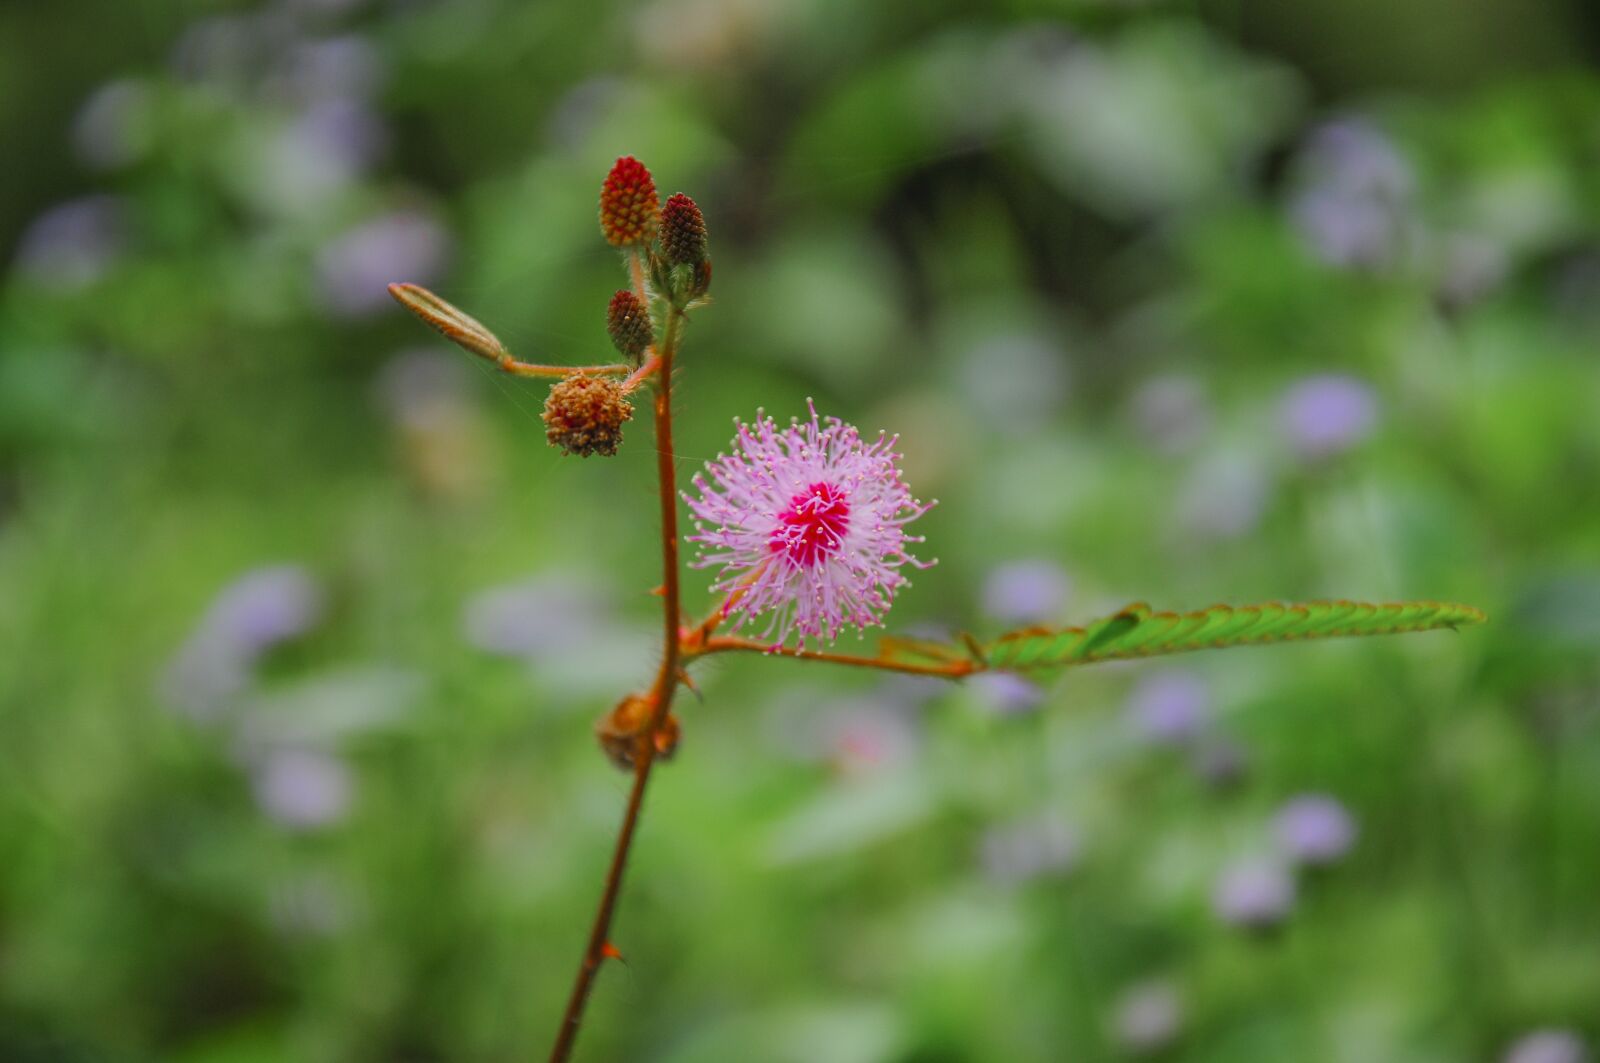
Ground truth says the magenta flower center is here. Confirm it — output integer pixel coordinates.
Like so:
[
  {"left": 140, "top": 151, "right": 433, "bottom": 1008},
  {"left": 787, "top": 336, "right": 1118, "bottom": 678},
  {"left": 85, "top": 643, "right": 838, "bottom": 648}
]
[{"left": 769, "top": 481, "right": 850, "bottom": 568}]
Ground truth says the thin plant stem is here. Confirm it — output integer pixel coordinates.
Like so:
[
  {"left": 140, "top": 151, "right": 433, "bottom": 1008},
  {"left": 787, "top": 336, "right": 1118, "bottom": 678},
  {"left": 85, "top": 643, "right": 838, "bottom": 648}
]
[
  {"left": 689, "top": 634, "right": 977, "bottom": 678},
  {"left": 616, "top": 254, "right": 663, "bottom": 392},
  {"left": 547, "top": 253, "right": 686, "bottom": 1063},
  {"left": 628, "top": 250, "right": 649, "bottom": 304},
  {"left": 680, "top": 568, "right": 766, "bottom": 649},
  {"left": 499, "top": 360, "right": 633, "bottom": 378},
  {"left": 387, "top": 282, "right": 630, "bottom": 378},
  {"left": 621, "top": 353, "right": 660, "bottom": 392}
]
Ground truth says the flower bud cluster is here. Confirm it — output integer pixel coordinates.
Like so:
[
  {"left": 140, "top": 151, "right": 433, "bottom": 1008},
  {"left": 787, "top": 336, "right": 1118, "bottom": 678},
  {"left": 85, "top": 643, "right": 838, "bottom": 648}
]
[
  {"left": 658, "top": 192, "right": 712, "bottom": 306},
  {"left": 539, "top": 160, "right": 713, "bottom": 458}
]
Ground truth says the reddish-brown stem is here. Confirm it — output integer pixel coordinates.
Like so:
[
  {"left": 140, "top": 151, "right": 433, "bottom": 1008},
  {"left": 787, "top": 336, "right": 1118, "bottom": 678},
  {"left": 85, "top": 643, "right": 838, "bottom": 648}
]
[
  {"left": 628, "top": 249, "right": 649, "bottom": 304},
  {"left": 621, "top": 353, "right": 660, "bottom": 392},
  {"left": 680, "top": 577, "right": 758, "bottom": 650},
  {"left": 547, "top": 258, "right": 685, "bottom": 1063},
  {"left": 689, "top": 634, "right": 977, "bottom": 678},
  {"left": 499, "top": 359, "right": 632, "bottom": 378},
  {"left": 616, "top": 254, "right": 664, "bottom": 393},
  {"left": 388, "top": 282, "right": 630, "bottom": 378}
]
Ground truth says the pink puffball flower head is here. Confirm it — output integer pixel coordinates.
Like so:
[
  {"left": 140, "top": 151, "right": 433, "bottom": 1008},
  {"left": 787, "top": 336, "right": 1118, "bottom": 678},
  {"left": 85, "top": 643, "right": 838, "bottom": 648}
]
[{"left": 684, "top": 401, "right": 935, "bottom": 649}]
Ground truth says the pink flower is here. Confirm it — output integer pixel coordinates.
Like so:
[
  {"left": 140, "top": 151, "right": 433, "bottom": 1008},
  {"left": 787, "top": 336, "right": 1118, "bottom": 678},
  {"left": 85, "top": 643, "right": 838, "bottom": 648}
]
[{"left": 684, "top": 401, "right": 934, "bottom": 647}]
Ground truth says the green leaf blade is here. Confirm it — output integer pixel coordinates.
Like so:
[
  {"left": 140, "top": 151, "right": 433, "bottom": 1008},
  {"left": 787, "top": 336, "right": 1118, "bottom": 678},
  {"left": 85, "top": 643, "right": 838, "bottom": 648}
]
[{"left": 976, "top": 599, "right": 1486, "bottom": 673}]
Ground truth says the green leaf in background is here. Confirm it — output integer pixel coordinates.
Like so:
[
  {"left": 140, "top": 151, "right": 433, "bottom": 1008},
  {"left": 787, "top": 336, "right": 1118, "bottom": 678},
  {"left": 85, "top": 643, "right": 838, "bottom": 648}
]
[{"left": 978, "top": 599, "right": 1486, "bottom": 671}]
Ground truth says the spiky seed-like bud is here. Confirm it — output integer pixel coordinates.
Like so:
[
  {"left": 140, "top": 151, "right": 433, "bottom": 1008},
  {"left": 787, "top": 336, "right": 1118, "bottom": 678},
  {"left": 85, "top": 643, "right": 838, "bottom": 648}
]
[
  {"left": 595, "top": 692, "right": 680, "bottom": 770},
  {"left": 661, "top": 193, "right": 707, "bottom": 266},
  {"left": 599, "top": 156, "right": 659, "bottom": 248},
  {"left": 542, "top": 373, "right": 633, "bottom": 457},
  {"left": 606, "top": 289, "right": 652, "bottom": 361}
]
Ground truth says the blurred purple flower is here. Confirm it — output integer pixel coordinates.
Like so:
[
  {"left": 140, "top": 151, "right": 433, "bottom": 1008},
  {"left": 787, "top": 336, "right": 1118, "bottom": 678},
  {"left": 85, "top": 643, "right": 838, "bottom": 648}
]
[
  {"left": 1303, "top": 119, "right": 1409, "bottom": 194},
  {"left": 252, "top": 748, "right": 352, "bottom": 830},
  {"left": 1274, "top": 793, "right": 1358, "bottom": 866},
  {"left": 546, "top": 77, "right": 625, "bottom": 149},
  {"left": 969, "top": 671, "right": 1045, "bottom": 716},
  {"left": 273, "top": 96, "right": 389, "bottom": 204},
  {"left": 207, "top": 565, "right": 325, "bottom": 652},
  {"left": 1289, "top": 117, "right": 1414, "bottom": 270},
  {"left": 1128, "top": 373, "right": 1212, "bottom": 455},
  {"left": 372, "top": 352, "right": 497, "bottom": 502},
  {"left": 462, "top": 574, "right": 612, "bottom": 659},
  {"left": 763, "top": 689, "right": 922, "bottom": 774},
  {"left": 1189, "top": 737, "right": 1250, "bottom": 790},
  {"left": 316, "top": 210, "right": 450, "bottom": 317},
  {"left": 982, "top": 560, "right": 1071, "bottom": 623},
  {"left": 71, "top": 79, "right": 152, "bottom": 171},
  {"left": 233, "top": 665, "right": 422, "bottom": 756},
  {"left": 375, "top": 348, "right": 474, "bottom": 428},
  {"left": 980, "top": 813, "right": 1080, "bottom": 886},
  {"left": 161, "top": 565, "right": 325, "bottom": 720},
  {"left": 1110, "top": 980, "right": 1183, "bottom": 1054},
  {"left": 1278, "top": 374, "right": 1378, "bottom": 461},
  {"left": 300, "top": 95, "right": 390, "bottom": 166},
  {"left": 1504, "top": 1030, "right": 1591, "bottom": 1063},
  {"left": 462, "top": 572, "right": 655, "bottom": 697},
  {"left": 825, "top": 701, "right": 922, "bottom": 777},
  {"left": 170, "top": 13, "right": 297, "bottom": 88},
  {"left": 268, "top": 35, "right": 384, "bottom": 104},
  {"left": 1126, "top": 669, "right": 1209, "bottom": 747},
  {"left": 1176, "top": 452, "right": 1269, "bottom": 540},
  {"left": 875, "top": 672, "right": 951, "bottom": 711},
  {"left": 1437, "top": 231, "right": 1509, "bottom": 312},
  {"left": 245, "top": 97, "right": 388, "bottom": 216},
  {"left": 12, "top": 196, "right": 125, "bottom": 290},
  {"left": 1292, "top": 195, "right": 1398, "bottom": 271},
  {"left": 957, "top": 332, "right": 1071, "bottom": 435},
  {"left": 170, "top": 16, "right": 254, "bottom": 82},
  {"left": 161, "top": 652, "right": 253, "bottom": 726},
  {"left": 268, "top": 872, "right": 351, "bottom": 937},
  {"left": 1212, "top": 859, "right": 1295, "bottom": 929}
]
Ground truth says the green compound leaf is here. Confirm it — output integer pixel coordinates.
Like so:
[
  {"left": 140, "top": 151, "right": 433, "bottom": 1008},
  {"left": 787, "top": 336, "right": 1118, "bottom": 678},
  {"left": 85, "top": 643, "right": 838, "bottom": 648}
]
[{"left": 976, "top": 599, "right": 1486, "bottom": 672}]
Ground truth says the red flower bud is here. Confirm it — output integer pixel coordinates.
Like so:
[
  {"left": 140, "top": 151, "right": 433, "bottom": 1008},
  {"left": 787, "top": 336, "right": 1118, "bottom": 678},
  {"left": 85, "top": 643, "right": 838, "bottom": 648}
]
[
  {"left": 598, "top": 156, "right": 660, "bottom": 248},
  {"left": 690, "top": 257, "right": 711, "bottom": 299},
  {"left": 661, "top": 193, "right": 707, "bottom": 266}
]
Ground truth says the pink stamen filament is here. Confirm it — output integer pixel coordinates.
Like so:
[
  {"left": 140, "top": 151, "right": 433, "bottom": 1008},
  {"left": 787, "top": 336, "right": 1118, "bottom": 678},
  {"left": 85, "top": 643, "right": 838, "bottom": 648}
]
[{"left": 769, "top": 482, "right": 850, "bottom": 569}]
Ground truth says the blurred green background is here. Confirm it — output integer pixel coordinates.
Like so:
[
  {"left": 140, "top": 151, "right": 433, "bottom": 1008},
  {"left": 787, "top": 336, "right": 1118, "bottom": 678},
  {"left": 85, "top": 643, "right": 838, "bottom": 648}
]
[{"left": 2, "top": 1, "right": 1598, "bottom": 1061}]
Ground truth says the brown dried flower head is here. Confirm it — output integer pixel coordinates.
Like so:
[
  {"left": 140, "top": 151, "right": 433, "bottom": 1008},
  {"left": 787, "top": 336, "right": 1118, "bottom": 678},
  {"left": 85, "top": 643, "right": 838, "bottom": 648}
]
[{"left": 542, "top": 373, "right": 633, "bottom": 457}]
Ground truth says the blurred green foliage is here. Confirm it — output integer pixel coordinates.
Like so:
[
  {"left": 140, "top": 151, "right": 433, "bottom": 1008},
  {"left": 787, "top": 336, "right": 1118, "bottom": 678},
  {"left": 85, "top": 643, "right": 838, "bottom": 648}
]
[{"left": 1, "top": 1, "right": 1598, "bottom": 1061}]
